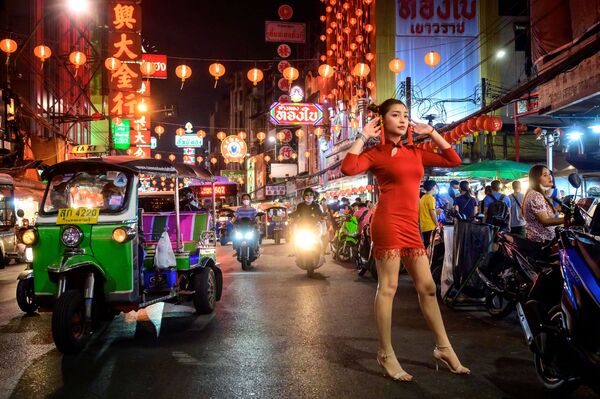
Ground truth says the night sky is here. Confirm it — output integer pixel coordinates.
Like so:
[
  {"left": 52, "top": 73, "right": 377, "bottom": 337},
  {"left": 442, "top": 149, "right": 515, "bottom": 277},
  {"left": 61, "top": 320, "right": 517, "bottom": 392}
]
[{"left": 142, "top": 0, "right": 320, "bottom": 154}]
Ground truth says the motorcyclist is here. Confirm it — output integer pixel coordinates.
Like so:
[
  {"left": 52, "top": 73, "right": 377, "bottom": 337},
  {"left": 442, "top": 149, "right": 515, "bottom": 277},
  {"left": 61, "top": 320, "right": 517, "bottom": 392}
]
[
  {"left": 231, "top": 193, "right": 259, "bottom": 255},
  {"left": 290, "top": 188, "right": 326, "bottom": 255}
]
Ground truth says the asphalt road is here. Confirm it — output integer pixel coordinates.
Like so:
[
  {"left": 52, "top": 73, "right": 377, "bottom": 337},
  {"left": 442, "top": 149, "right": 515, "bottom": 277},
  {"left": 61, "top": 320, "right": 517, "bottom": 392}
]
[{"left": 0, "top": 242, "right": 596, "bottom": 399}]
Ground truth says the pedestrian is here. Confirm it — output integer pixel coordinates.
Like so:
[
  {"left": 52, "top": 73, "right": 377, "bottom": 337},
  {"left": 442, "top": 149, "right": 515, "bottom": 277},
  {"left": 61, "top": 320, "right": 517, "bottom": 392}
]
[
  {"left": 353, "top": 200, "right": 372, "bottom": 235},
  {"left": 453, "top": 181, "right": 478, "bottom": 222},
  {"left": 509, "top": 181, "right": 526, "bottom": 236},
  {"left": 483, "top": 180, "right": 511, "bottom": 228},
  {"left": 448, "top": 180, "right": 460, "bottom": 203},
  {"left": 522, "top": 165, "right": 564, "bottom": 243},
  {"left": 341, "top": 98, "right": 469, "bottom": 381},
  {"left": 478, "top": 185, "right": 492, "bottom": 216},
  {"left": 419, "top": 180, "right": 438, "bottom": 249}
]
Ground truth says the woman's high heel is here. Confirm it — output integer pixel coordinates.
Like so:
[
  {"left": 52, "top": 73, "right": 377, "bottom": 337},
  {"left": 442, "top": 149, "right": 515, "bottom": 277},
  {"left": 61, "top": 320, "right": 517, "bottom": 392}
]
[
  {"left": 376, "top": 351, "right": 413, "bottom": 381},
  {"left": 433, "top": 346, "right": 470, "bottom": 375}
]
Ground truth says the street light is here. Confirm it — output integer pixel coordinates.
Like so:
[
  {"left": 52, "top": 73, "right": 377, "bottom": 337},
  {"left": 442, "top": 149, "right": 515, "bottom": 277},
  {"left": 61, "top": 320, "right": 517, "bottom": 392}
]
[
  {"left": 496, "top": 49, "right": 506, "bottom": 59},
  {"left": 66, "top": 0, "right": 90, "bottom": 14}
]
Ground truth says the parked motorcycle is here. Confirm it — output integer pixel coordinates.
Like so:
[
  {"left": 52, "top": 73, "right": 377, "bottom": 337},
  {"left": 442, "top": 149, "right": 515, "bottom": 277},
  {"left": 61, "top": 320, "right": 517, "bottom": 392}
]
[
  {"left": 331, "top": 213, "right": 359, "bottom": 263},
  {"left": 356, "top": 224, "right": 377, "bottom": 280},
  {"left": 517, "top": 174, "right": 600, "bottom": 394},
  {"left": 293, "top": 222, "right": 325, "bottom": 277},
  {"left": 232, "top": 218, "right": 260, "bottom": 271},
  {"left": 477, "top": 232, "right": 556, "bottom": 319}
]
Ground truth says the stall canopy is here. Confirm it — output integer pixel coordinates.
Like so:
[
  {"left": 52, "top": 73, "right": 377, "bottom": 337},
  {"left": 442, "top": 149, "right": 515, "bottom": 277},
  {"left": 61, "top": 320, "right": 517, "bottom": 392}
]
[{"left": 449, "top": 160, "right": 531, "bottom": 180}]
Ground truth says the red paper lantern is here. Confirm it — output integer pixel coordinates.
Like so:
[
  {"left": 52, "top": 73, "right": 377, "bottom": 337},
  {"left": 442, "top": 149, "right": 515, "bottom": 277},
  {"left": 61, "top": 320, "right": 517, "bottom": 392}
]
[
  {"left": 475, "top": 115, "right": 487, "bottom": 131},
  {"left": 451, "top": 129, "right": 461, "bottom": 141},
  {"left": 483, "top": 116, "right": 496, "bottom": 132},
  {"left": 467, "top": 118, "right": 478, "bottom": 132},
  {"left": 491, "top": 116, "right": 503, "bottom": 132},
  {"left": 460, "top": 122, "right": 470, "bottom": 135}
]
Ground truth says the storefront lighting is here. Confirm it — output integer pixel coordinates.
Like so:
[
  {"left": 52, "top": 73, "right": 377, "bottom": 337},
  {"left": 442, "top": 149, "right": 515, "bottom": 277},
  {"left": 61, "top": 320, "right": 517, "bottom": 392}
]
[{"left": 67, "top": 0, "right": 90, "bottom": 14}]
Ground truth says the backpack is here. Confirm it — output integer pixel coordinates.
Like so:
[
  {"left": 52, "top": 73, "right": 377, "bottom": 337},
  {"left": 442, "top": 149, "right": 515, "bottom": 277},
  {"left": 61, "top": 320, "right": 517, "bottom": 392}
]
[{"left": 485, "top": 194, "right": 510, "bottom": 227}]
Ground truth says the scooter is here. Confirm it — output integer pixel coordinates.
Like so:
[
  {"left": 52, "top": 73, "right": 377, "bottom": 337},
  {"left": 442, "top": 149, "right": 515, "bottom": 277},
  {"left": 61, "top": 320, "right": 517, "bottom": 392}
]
[
  {"left": 292, "top": 221, "right": 325, "bottom": 277},
  {"left": 232, "top": 218, "right": 260, "bottom": 271},
  {"left": 356, "top": 224, "right": 377, "bottom": 280},
  {"left": 516, "top": 175, "right": 600, "bottom": 394},
  {"left": 331, "top": 213, "right": 359, "bottom": 263}
]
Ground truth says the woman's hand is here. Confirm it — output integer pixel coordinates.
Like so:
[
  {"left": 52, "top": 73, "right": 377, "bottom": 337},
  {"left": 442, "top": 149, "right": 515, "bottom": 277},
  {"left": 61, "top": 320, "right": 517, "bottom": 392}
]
[
  {"left": 362, "top": 118, "right": 381, "bottom": 139},
  {"left": 410, "top": 120, "right": 435, "bottom": 136}
]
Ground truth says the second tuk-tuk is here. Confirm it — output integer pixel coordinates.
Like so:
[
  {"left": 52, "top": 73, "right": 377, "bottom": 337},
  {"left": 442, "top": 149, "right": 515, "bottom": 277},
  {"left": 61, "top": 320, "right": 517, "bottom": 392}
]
[
  {"left": 20, "top": 157, "right": 223, "bottom": 354},
  {"left": 258, "top": 202, "right": 289, "bottom": 244}
]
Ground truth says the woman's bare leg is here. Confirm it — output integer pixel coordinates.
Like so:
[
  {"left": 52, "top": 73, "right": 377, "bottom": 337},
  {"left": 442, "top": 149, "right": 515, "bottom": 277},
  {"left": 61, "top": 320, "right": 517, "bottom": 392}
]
[
  {"left": 374, "top": 256, "right": 413, "bottom": 380},
  {"left": 402, "top": 254, "right": 469, "bottom": 373}
]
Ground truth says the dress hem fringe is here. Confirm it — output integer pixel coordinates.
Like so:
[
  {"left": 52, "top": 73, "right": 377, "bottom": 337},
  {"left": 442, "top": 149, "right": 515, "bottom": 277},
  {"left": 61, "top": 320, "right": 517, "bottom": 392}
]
[{"left": 373, "top": 247, "right": 427, "bottom": 260}]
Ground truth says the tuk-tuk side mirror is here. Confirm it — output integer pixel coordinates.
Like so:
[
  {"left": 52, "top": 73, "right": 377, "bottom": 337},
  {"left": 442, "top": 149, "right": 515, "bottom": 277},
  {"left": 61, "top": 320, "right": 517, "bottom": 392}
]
[{"left": 16, "top": 209, "right": 25, "bottom": 218}]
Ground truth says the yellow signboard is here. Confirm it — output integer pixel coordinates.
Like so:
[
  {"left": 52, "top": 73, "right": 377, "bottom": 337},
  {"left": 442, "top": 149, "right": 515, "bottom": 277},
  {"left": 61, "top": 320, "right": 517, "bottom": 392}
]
[
  {"left": 56, "top": 208, "right": 100, "bottom": 225},
  {"left": 71, "top": 145, "right": 108, "bottom": 155}
]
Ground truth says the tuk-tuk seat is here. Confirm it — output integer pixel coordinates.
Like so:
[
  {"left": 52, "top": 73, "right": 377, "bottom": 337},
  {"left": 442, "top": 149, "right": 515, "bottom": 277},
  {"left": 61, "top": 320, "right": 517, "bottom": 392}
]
[{"left": 142, "top": 211, "right": 209, "bottom": 251}]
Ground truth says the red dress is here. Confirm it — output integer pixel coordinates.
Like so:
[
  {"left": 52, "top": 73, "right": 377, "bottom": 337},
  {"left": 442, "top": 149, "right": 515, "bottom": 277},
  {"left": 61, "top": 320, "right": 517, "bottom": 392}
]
[{"left": 341, "top": 142, "right": 461, "bottom": 259}]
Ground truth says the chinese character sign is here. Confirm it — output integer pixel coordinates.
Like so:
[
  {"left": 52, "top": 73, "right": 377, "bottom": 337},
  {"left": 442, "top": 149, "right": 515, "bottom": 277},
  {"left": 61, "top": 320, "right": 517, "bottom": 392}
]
[
  {"left": 108, "top": 1, "right": 142, "bottom": 119},
  {"left": 130, "top": 130, "right": 150, "bottom": 147},
  {"left": 183, "top": 148, "right": 196, "bottom": 164}
]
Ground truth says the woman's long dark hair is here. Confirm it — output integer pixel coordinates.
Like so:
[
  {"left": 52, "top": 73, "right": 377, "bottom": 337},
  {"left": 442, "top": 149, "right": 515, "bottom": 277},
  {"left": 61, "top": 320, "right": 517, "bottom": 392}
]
[{"left": 525, "top": 164, "right": 556, "bottom": 213}]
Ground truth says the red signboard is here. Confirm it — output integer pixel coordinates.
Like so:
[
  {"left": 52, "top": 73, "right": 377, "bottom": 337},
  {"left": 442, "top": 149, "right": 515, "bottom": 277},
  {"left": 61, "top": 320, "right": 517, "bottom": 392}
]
[
  {"left": 269, "top": 102, "right": 324, "bottom": 126},
  {"left": 265, "top": 21, "right": 306, "bottom": 43},
  {"left": 128, "top": 146, "right": 151, "bottom": 159},
  {"left": 196, "top": 184, "right": 237, "bottom": 198},
  {"left": 130, "top": 130, "right": 151, "bottom": 147},
  {"left": 141, "top": 53, "right": 168, "bottom": 79}
]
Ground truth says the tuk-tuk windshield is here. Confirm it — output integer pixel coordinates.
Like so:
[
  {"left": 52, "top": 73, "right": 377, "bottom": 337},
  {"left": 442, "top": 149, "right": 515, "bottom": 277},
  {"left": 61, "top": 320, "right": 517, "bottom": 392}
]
[
  {"left": 42, "top": 170, "right": 131, "bottom": 214},
  {"left": 0, "top": 185, "right": 15, "bottom": 226}
]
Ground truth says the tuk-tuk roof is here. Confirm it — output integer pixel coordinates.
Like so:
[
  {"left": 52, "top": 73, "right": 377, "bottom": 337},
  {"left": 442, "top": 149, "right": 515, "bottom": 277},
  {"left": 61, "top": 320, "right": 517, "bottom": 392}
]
[
  {"left": 42, "top": 156, "right": 212, "bottom": 180},
  {"left": 257, "top": 202, "right": 290, "bottom": 210}
]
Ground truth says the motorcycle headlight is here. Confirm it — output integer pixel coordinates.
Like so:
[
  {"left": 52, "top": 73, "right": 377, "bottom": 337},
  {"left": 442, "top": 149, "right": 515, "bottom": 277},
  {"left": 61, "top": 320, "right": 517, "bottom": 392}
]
[
  {"left": 25, "top": 247, "right": 33, "bottom": 262},
  {"left": 294, "top": 229, "right": 320, "bottom": 249},
  {"left": 21, "top": 228, "right": 38, "bottom": 245},
  {"left": 61, "top": 226, "right": 83, "bottom": 247},
  {"left": 234, "top": 231, "right": 243, "bottom": 240},
  {"left": 244, "top": 231, "right": 254, "bottom": 239}
]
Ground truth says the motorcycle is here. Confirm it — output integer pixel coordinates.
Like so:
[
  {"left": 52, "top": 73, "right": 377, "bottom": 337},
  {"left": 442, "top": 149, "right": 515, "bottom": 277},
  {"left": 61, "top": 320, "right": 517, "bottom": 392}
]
[
  {"left": 331, "top": 213, "right": 359, "bottom": 263},
  {"left": 516, "top": 174, "right": 600, "bottom": 394},
  {"left": 356, "top": 223, "right": 377, "bottom": 280},
  {"left": 477, "top": 232, "right": 556, "bottom": 319},
  {"left": 232, "top": 218, "right": 260, "bottom": 271},
  {"left": 292, "top": 221, "right": 325, "bottom": 277}
]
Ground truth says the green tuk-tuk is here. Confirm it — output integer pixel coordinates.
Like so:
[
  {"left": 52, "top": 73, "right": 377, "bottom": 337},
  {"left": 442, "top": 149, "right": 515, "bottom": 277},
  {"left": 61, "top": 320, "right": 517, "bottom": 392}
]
[{"left": 20, "top": 156, "right": 223, "bottom": 354}]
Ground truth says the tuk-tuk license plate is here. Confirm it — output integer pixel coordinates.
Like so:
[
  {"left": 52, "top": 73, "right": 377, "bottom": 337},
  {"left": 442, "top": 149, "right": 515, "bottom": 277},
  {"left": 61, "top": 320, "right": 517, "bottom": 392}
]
[{"left": 57, "top": 208, "right": 100, "bottom": 225}]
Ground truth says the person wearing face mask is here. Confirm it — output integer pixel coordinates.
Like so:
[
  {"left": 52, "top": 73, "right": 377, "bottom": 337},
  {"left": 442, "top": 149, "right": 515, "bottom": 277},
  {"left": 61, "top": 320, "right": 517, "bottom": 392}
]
[
  {"left": 232, "top": 193, "right": 257, "bottom": 224},
  {"left": 522, "top": 165, "right": 564, "bottom": 243},
  {"left": 341, "top": 99, "right": 467, "bottom": 381},
  {"left": 290, "top": 188, "right": 325, "bottom": 223}
]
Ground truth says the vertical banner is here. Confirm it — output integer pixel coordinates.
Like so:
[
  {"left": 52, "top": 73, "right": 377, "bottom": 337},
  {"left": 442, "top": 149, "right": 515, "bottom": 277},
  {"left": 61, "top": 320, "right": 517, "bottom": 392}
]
[{"left": 396, "top": 0, "right": 480, "bottom": 122}]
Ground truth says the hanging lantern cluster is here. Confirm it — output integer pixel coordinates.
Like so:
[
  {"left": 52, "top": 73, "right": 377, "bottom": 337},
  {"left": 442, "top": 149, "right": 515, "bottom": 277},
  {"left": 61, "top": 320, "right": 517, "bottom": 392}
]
[
  {"left": 416, "top": 115, "right": 503, "bottom": 152},
  {"left": 318, "top": 0, "right": 375, "bottom": 102}
]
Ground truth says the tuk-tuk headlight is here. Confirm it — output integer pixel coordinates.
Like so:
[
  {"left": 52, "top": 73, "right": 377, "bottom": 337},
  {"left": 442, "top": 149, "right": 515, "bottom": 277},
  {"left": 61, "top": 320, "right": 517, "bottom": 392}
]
[
  {"left": 112, "top": 228, "right": 128, "bottom": 243},
  {"left": 21, "top": 229, "right": 38, "bottom": 245},
  {"left": 61, "top": 226, "right": 83, "bottom": 247}
]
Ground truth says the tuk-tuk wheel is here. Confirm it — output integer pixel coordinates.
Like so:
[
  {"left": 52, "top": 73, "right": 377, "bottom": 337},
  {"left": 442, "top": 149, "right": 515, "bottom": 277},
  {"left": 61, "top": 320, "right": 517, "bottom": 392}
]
[
  {"left": 193, "top": 267, "right": 217, "bottom": 314},
  {"left": 52, "top": 290, "right": 90, "bottom": 354},
  {"left": 16, "top": 278, "right": 38, "bottom": 314}
]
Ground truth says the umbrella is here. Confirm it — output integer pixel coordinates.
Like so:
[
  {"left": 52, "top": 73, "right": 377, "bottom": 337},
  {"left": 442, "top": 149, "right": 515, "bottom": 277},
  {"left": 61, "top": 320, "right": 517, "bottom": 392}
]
[{"left": 450, "top": 160, "right": 531, "bottom": 180}]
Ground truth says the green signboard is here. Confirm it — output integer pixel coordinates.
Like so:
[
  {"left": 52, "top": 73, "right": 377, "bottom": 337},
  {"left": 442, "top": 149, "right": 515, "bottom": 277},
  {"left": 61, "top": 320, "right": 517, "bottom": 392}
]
[
  {"left": 112, "top": 119, "right": 131, "bottom": 150},
  {"left": 221, "top": 170, "right": 245, "bottom": 184}
]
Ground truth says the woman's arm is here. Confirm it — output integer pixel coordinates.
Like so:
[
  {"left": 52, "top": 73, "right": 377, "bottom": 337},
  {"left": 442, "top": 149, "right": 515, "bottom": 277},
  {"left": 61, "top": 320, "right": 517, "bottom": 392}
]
[
  {"left": 535, "top": 212, "right": 564, "bottom": 226},
  {"left": 341, "top": 118, "right": 381, "bottom": 176}
]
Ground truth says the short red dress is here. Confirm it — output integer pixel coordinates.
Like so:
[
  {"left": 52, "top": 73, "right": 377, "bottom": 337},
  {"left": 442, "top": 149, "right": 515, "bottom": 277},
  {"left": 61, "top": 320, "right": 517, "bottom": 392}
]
[{"left": 341, "top": 142, "right": 461, "bottom": 259}]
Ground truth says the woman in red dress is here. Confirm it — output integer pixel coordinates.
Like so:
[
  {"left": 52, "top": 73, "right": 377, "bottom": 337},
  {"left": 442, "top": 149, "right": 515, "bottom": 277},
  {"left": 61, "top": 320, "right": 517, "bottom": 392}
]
[{"left": 341, "top": 99, "right": 469, "bottom": 381}]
